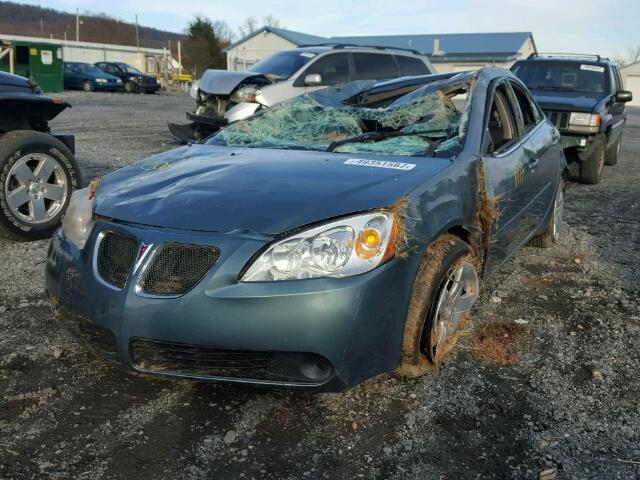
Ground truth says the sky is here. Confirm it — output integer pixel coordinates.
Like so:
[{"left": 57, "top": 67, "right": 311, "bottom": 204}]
[{"left": 24, "top": 0, "right": 640, "bottom": 60}]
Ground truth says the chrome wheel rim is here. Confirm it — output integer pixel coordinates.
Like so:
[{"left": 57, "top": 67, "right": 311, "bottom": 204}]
[
  {"left": 551, "top": 186, "right": 564, "bottom": 242},
  {"left": 5, "top": 153, "right": 68, "bottom": 224},
  {"left": 430, "top": 262, "right": 479, "bottom": 359}
]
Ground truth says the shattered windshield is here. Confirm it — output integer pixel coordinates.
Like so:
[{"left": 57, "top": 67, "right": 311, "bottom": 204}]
[
  {"left": 248, "top": 51, "right": 316, "bottom": 81},
  {"left": 208, "top": 77, "right": 473, "bottom": 158}
]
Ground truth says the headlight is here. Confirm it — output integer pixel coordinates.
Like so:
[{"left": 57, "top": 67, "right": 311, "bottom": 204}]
[
  {"left": 569, "top": 112, "right": 601, "bottom": 127},
  {"left": 95, "top": 78, "right": 107, "bottom": 84},
  {"left": 230, "top": 85, "right": 261, "bottom": 103},
  {"left": 156, "top": 78, "right": 161, "bottom": 84},
  {"left": 241, "top": 212, "right": 397, "bottom": 282},
  {"left": 116, "top": 78, "right": 122, "bottom": 83},
  {"left": 129, "top": 76, "right": 140, "bottom": 82},
  {"left": 61, "top": 187, "right": 95, "bottom": 249},
  {"left": 190, "top": 81, "right": 199, "bottom": 100}
]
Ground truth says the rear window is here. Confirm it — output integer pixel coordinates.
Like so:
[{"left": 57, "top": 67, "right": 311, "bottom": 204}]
[
  {"left": 512, "top": 60, "right": 609, "bottom": 94},
  {"left": 352, "top": 53, "right": 400, "bottom": 80},
  {"left": 395, "top": 56, "right": 430, "bottom": 76}
]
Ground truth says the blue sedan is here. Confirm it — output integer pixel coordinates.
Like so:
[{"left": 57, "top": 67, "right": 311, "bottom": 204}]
[
  {"left": 46, "top": 69, "right": 566, "bottom": 391},
  {"left": 63, "top": 62, "right": 123, "bottom": 92}
]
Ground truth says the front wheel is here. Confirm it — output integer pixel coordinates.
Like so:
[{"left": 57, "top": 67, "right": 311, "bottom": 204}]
[
  {"left": 579, "top": 143, "right": 605, "bottom": 184},
  {"left": 397, "top": 234, "right": 480, "bottom": 377},
  {"left": 82, "top": 80, "right": 94, "bottom": 92},
  {"left": 124, "top": 81, "right": 137, "bottom": 93},
  {"left": 0, "top": 131, "right": 81, "bottom": 240},
  {"left": 605, "top": 134, "right": 622, "bottom": 166}
]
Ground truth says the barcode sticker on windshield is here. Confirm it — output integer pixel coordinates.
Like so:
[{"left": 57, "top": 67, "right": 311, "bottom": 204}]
[
  {"left": 580, "top": 65, "right": 605, "bottom": 73},
  {"left": 344, "top": 159, "right": 416, "bottom": 170}
]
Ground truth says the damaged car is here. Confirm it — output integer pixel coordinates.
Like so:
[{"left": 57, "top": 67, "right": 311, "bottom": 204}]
[
  {"left": 168, "top": 44, "right": 436, "bottom": 142},
  {"left": 46, "top": 68, "right": 565, "bottom": 391},
  {"left": 0, "top": 71, "right": 81, "bottom": 240}
]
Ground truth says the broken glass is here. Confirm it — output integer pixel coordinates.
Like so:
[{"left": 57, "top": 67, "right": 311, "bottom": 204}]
[{"left": 211, "top": 76, "right": 473, "bottom": 157}]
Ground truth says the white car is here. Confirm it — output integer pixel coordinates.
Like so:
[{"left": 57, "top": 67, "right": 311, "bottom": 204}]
[{"left": 169, "top": 44, "right": 437, "bottom": 142}]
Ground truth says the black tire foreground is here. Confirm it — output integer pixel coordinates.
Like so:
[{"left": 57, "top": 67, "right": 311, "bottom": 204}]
[
  {"left": 605, "top": 134, "right": 621, "bottom": 166},
  {"left": 0, "top": 130, "right": 81, "bottom": 241}
]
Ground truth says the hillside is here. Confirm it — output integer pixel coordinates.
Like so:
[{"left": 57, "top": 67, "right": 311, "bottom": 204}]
[{"left": 0, "top": 1, "right": 184, "bottom": 48}]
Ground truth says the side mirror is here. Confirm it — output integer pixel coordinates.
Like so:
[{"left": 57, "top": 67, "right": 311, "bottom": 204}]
[
  {"left": 616, "top": 90, "right": 633, "bottom": 103},
  {"left": 304, "top": 74, "right": 322, "bottom": 86}
]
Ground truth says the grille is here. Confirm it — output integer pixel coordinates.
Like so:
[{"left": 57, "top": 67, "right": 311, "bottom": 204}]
[
  {"left": 96, "top": 231, "right": 138, "bottom": 289},
  {"left": 138, "top": 243, "right": 219, "bottom": 296},
  {"left": 52, "top": 304, "right": 120, "bottom": 363},
  {"left": 544, "top": 110, "right": 569, "bottom": 130},
  {"left": 130, "top": 338, "right": 333, "bottom": 384}
]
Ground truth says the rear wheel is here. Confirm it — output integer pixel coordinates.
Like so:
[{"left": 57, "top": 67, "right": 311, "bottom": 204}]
[
  {"left": 397, "top": 235, "right": 480, "bottom": 377},
  {"left": 0, "top": 131, "right": 81, "bottom": 240},
  {"left": 605, "top": 134, "right": 622, "bottom": 166},
  {"left": 579, "top": 143, "right": 605, "bottom": 184},
  {"left": 529, "top": 181, "right": 564, "bottom": 248},
  {"left": 82, "top": 80, "right": 94, "bottom": 92}
]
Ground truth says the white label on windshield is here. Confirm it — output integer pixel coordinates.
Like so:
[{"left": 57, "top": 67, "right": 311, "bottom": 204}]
[
  {"left": 580, "top": 64, "right": 604, "bottom": 73},
  {"left": 344, "top": 158, "right": 416, "bottom": 170},
  {"left": 300, "top": 52, "right": 316, "bottom": 58}
]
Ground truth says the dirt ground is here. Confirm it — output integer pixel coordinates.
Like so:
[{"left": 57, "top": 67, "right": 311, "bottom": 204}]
[{"left": 0, "top": 92, "right": 639, "bottom": 480}]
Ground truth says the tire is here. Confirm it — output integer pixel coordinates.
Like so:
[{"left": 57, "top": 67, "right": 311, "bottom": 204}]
[
  {"left": 82, "top": 80, "right": 94, "bottom": 92},
  {"left": 529, "top": 181, "right": 564, "bottom": 248},
  {"left": 605, "top": 134, "right": 621, "bottom": 166},
  {"left": 124, "top": 81, "right": 137, "bottom": 93},
  {"left": 579, "top": 143, "right": 605, "bottom": 184},
  {"left": 397, "top": 234, "right": 480, "bottom": 378},
  {"left": 0, "top": 131, "right": 81, "bottom": 241}
]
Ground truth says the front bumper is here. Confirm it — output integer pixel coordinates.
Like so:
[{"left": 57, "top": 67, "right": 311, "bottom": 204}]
[{"left": 45, "top": 221, "right": 418, "bottom": 391}]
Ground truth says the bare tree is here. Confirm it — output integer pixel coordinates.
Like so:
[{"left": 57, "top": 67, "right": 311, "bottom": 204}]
[
  {"left": 613, "top": 45, "right": 640, "bottom": 67},
  {"left": 238, "top": 16, "right": 258, "bottom": 37},
  {"left": 212, "top": 19, "right": 235, "bottom": 43},
  {"left": 237, "top": 15, "right": 283, "bottom": 38}
]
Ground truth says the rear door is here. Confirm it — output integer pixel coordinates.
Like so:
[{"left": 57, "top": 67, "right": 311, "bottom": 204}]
[
  {"left": 481, "top": 80, "right": 551, "bottom": 277},
  {"left": 63, "top": 62, "right": 77, "bottom": 88}
]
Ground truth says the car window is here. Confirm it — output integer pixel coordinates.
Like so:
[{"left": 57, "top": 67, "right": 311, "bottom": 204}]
[
  {"left": 352, "top": 53, "right": 400, "bottom": 80},
  {"left": 395, "top": 55, "right": 429, "bottom": 76},
  {"left": 486, "top": 83, "right": 519, "bottom": 154},
  {"left": 512, "top": 60, "right": 609, "bottom": 94},
  {"left": 105, "top": 65, "right": 119, "bottom": 74},
  {"left": 249, "top": 50, "right": 316, "bottom": 80},
  {"left": 64, "top": 63, "right": 72, "bottom": 72},
  {"left": 509, "top": 82, "right": 540, "bottom": 131},
  {"left": 612, "top": 66, "right": 623, "bottom": 92},
  {"left": 300, "top": 53, "right": 350, "bottom": 86}
]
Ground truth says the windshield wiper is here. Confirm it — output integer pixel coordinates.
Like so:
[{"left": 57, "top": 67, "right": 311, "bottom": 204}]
[{"left": 326, "top": 128, "right": 453, "bottom": 152}]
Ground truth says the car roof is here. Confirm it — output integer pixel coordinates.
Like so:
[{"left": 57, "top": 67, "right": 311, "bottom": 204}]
[
  {"left": 518, "top": 56, "right": 612, "bottom": 67},
  {"left": 289, "top": 44, "right": 428, "bottom": 58}
]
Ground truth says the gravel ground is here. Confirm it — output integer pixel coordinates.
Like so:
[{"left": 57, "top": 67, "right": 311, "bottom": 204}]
[{"left": 0, "top": 92, "right": 638, "bottom": 480}]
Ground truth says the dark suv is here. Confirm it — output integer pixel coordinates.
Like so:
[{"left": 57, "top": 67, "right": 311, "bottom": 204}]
[
  {"left": 94, "top": 62, "right": 160, "bottom": 94},
  {"left": 511, "top": 54, "right": 632, "bottom": 184}
]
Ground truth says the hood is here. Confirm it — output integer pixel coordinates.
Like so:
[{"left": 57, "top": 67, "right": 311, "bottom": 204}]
[
  {"left": 0, "top": 71, "right": 34, "bottom": 89},
  {"left": 530, "top": 90, "right": 603, "bottom": 112},
  {"left": 94, "top": 145, "right": 451, "bottom": 234},
  {"left": 198, "top": 69, "right": 271, "bottom": 95}
]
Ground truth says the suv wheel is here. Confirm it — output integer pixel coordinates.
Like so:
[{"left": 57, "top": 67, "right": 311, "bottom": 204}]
[
  {"left": 579, "top": 143, "right": 605, "bottom": 185},
  {"left": 605, "top": 134, "right": 622, "bottom": 166},
  {"left": 0, "top": 131, "right": 81, "bottom": 240},
  {"left": 124, "top": 81, "right": 137, "bottom": 93}
]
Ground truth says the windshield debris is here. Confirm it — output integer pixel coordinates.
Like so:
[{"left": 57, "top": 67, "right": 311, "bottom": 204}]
[{"left": 210, "top": 76, "right": 473, "bottom": 157}]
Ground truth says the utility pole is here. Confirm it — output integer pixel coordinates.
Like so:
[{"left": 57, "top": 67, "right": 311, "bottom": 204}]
[
  {"left": 135, "top": 14, "right": 140, "bottom": 50},
  {"left": 75, "top": 8, "right": 80, "bottom": 42},
  {"left": 177, "top": 40, "right": 182, "bottom": 90}
]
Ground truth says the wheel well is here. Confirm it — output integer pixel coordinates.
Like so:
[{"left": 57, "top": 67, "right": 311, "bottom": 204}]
[{"left": 446, "top": 225, "right": 472, "bottom": 246}]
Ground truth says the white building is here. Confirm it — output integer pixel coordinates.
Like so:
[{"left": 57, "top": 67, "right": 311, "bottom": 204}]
[
  {"left": 224, "top": 27, "right": 537, "bottom": 73},
  {"left": 0, "top": 33, "right": 180, "bottom": 74},
  {"left": 620, "top": 61, "right": 640, "bottom": 107}
]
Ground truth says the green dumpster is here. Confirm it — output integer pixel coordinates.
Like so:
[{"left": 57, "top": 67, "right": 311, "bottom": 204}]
[{"left": 0, "top": 40, "right": 64, "bottom": 92}]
